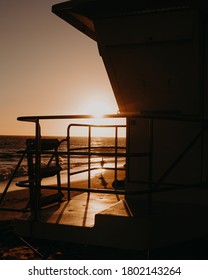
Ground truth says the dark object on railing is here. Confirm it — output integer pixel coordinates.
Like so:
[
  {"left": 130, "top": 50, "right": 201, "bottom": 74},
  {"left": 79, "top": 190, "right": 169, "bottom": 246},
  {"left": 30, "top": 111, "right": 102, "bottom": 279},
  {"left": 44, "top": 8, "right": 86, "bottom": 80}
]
[
  {"left": 26, "top": 138, "right": 60, "bottom": 151},
  {"left": 112, "top": 179, "right": 126, "bottom": 190},
  {"left": 38, "top": 166, "right": 63, "bottom": 179}
]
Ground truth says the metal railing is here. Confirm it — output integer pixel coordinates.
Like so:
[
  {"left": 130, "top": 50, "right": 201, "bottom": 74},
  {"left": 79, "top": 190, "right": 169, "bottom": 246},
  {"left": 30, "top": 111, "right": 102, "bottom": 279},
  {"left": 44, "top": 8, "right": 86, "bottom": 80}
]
[
  {"left": 0, "top": 116, "right": 127, "bottom": 216},
  {"left": 67, "top": 123, "right": 126, "bottom": 200},
  {"left": 1, "top": 113, "right": 208, "bottom": 218}
]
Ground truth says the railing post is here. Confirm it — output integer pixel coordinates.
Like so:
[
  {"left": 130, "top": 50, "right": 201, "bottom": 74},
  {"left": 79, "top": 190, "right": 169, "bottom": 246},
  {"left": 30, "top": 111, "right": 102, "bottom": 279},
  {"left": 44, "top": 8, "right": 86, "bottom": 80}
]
[
  {"left": 148, "top": 118, "right": 153, "bottom": 214},
  {"left": 88, "top": 126, "right": 91, "bottom": 189},
  {"left": 30, "top": 119, "right": 41, "bottom": 221},
  {"left": 67, "top": 125, "right": 71, "bottom": 201},
  {"left": 114, "top": 126, "right": 118, "bottom": 182}
]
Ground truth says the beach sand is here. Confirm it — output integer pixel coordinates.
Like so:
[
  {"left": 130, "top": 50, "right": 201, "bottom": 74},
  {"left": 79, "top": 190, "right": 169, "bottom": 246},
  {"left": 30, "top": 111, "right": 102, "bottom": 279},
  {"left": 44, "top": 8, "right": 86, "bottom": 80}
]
[{"left": 0, "top": 168, "right": 128, "bottom": 259}]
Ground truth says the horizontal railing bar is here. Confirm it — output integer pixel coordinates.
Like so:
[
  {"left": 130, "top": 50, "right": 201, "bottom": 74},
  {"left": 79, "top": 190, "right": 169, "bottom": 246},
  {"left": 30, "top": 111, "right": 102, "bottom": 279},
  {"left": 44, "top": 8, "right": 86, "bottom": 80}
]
[
  {"left": 67, "top": 152, "right": 127, "bottom": 156},
  {"left": 17, "top": 113, "right": 208, "bottom": 123},
  {"left": 102, "top": 167, "right": 125, "bottom": 170},
  {"left": 68, "top": 146, "right": 126, "bottom": 150},
  {"left": 16, "top": 151, "right": 126, "bottom": 157},
  {"left": 17, "top": 146, "right": 126, "bottom": 152},
  {"left": 16, "top": 150, "right": 147, "bottom": 158},
  {"left": 69, "top": 167, "right": 98, "bottom": 176},
  {"left": 15, "top": 182, "right": 199, "bottom": 195},
  {"left": 69, "top": 167, "right": 125, "bottom": 175},
  {"left": 68, "top": 123, "right": 126, "bottom": 128}
]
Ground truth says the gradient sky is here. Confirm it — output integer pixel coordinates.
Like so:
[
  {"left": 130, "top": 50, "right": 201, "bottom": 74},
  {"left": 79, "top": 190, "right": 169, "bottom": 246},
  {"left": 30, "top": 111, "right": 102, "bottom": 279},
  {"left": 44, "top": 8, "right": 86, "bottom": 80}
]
[{"left": 1, "top": 0, "right": 121, "bottom": 136}]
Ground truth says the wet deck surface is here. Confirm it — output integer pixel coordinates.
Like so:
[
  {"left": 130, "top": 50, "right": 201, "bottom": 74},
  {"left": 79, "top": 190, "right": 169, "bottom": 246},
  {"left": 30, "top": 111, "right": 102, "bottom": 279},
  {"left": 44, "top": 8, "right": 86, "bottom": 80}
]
[
  {"left": 0, "top": 188, "right": 126, "bottom": 226},
  {"left": 40, "top": 192, "right": 124, "bottom": 227},
  {"left": 3, "top": 187, "right": 208, "bottom": 253}
]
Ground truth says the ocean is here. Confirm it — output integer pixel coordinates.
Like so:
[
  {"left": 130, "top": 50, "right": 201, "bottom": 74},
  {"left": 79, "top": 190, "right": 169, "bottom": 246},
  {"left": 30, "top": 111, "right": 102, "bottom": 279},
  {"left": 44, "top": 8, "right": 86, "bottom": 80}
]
[{"left": 0, "top": 135, "right": 126, "bottom": 184}]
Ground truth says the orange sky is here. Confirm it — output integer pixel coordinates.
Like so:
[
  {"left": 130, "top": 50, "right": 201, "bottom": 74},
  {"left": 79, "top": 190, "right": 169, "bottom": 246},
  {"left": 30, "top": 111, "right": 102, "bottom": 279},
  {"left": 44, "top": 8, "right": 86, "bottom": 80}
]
[{"left": 0, "top": 0, "right": 123, "bottom": 136}]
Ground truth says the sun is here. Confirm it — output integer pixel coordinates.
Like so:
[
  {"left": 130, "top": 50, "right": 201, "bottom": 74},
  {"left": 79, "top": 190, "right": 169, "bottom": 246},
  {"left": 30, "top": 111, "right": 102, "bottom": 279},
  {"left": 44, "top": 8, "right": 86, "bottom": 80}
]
[
  {"left": 71, "top": 96, "right": 126, "bottom": 137},
  {"left": 84, "top": 99, "right": 117, "bottom": 117}
]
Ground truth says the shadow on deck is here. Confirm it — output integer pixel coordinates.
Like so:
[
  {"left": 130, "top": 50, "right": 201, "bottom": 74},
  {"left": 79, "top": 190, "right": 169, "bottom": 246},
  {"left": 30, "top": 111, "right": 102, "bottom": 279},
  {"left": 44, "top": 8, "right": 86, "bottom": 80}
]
[{"left": 13, "top": 187, "right": 208, "bottom": 253}]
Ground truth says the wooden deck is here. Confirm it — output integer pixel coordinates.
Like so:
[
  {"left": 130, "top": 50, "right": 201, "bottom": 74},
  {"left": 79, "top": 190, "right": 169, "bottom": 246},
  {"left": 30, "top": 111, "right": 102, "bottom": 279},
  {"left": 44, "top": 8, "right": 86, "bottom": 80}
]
[
  {"left": 38, "top": 192, "right": 125, "bottom": 227},
  {"left": 3, "top": 187, "right": 208, "bottom": 251}
]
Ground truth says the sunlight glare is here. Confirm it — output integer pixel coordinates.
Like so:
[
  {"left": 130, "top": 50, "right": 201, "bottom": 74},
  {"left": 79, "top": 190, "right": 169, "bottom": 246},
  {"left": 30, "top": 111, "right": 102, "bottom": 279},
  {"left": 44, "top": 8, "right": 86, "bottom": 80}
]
[
  {"left": 84, "top": 99, "right": 117, "bottom": 117},
  {"left": 75, "top": 96, "right": 125, "bottom": 137}
]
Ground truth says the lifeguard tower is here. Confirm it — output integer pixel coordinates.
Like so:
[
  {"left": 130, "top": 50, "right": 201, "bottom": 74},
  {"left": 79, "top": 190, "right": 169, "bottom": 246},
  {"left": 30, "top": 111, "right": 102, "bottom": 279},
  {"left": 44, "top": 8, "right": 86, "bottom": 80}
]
[
  {"left": 2, "top": 0, "right": 208, "bottom": 255},
  {"left": 51, "top": 0, "right": 208, "bottom": 248}
]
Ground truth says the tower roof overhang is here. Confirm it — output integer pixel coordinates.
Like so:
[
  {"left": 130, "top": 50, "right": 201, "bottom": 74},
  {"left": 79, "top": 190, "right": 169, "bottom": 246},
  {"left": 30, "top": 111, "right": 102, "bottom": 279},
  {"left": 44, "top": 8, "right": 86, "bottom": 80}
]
[{"left": 52, "top": 0, "right": 208, "bottom": 41}]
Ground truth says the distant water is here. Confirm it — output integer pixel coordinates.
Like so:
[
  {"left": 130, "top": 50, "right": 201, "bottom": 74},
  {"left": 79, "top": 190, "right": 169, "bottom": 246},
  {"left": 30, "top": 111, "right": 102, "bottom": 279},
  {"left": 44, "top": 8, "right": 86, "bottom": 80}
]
[{"left": 0, "top": 135, "right": 126, "bottom": 183}]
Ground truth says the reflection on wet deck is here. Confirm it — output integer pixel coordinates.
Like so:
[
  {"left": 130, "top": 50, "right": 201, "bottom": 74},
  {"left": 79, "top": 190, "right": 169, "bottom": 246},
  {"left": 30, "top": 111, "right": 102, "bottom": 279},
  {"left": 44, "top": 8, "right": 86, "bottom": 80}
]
[{"left": 38, "top": 193, "right": 125, "bottom": 227}]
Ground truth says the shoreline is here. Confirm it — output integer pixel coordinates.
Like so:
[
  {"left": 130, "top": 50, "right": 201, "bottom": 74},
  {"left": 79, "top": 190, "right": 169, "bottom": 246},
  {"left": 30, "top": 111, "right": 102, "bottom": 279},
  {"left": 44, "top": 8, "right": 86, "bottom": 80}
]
[
  {"left": 0, "top": 168, "right": 125, "bottom": 217},
  {"left": 0, "top": 166, "right": 125, "bottom": 193}
]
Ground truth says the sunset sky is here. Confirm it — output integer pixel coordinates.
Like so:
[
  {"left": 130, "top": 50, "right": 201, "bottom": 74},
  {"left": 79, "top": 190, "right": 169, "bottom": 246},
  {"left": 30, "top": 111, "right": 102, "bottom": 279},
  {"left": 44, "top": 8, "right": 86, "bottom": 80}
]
[{"left": 1, "top": 0, "right": 122, "bottom": 136}]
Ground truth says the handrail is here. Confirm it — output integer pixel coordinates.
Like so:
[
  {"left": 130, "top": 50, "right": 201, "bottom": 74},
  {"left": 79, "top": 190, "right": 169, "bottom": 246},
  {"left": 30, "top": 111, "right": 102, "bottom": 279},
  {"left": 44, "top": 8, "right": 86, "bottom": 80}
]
[{"left": 17, "top": 113, "right": 208, "bottom": 123}]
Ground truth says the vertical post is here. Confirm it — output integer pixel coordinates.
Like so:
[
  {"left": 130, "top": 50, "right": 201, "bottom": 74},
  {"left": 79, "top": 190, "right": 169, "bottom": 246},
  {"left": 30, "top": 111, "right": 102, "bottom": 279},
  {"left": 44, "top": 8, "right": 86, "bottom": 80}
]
[
  {"left": 114, "top": 126, "right": 118, "bottom": 182},
  {"left": 125, "top": 117, "right": 130, "bottom": 186},
  {"left": 27, "top": 143, "right": 34, "bottom": 211},
  {"left": 148, "top": 118, "right": 153, "bottom": 214},
  {"left": 200, "top": 120, "right": 205, "bottom": 188},
  {"left": 55, "top": 143, "right": 62, "bottom": 195},
  {"left": 88, "top": 126, "right": 91, "bottom": 189},
  {"left": 32, "top": 119, "right": 41, "bottom": 220},
  {"left": 67, "top": 125, "right": 71, "bottom": 201}
]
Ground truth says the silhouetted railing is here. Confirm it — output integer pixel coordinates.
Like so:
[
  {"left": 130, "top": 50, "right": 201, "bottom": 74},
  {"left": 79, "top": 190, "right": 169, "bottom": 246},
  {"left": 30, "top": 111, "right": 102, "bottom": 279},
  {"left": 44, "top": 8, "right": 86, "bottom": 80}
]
[
  {"left": 67, "top": 123, "right": 126, "bottom": 200},
  {"left": 1, "top": 113, "right": 208, "bottom": 220}
]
